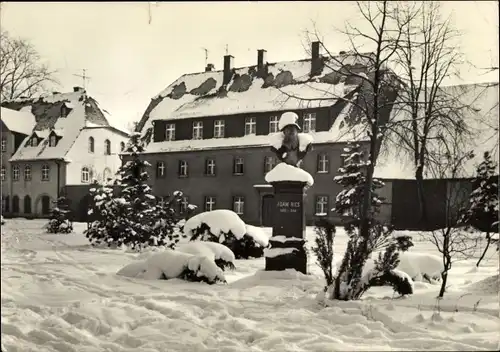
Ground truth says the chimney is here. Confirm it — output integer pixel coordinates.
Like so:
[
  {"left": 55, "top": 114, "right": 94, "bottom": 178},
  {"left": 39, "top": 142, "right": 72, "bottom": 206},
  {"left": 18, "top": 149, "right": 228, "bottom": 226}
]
[
  {"left": 205, "top": 63, "right": 215, "bottom": 72},
  {"left": 257, "top": 49, "right": 267, "bottom": 71},
  {"left": 223, "top": 55, "right": 234, "bottom": 85},
  {"left": 311, "top": 41, "right": 322, "bottom": 76},
  {"left": 73, "top": 86, "right": 84, "bottom": 92}
]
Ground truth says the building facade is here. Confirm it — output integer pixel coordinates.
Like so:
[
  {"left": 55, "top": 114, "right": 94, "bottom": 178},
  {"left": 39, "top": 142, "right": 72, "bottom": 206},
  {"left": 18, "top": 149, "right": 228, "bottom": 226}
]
[
  {"left": 1, "top": 107, "right": 37, "bottom": 215},
  {"left": 133, "top": 42, "right": 397, "bottom": 226},
  {"left": 1, "top": 87, "right": 130, "bottom": 218}
]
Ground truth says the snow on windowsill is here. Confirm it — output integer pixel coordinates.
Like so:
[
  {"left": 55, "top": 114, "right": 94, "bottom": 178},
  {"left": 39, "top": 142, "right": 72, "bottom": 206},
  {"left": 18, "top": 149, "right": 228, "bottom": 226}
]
[
  {"left": 265, "top": 162, "right": 314, "bottom": 186},
  {"left": 270, "top": 236, "right": 304, "bottom": 243}
]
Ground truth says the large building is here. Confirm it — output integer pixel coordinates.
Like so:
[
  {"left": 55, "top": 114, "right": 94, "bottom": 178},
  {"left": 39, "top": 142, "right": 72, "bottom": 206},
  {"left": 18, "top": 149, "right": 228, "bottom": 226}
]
[
  {"left": 134, "top": 42, "right": 398, "bottom": 226},
  {"left": 1, "top": 87, "right": 130, "bottom": 218}
]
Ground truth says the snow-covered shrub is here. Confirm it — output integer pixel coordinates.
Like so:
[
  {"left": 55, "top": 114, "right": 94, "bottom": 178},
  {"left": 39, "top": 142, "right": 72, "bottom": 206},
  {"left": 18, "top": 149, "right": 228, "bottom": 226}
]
[
  {"left": 45, "top": 196, "right": 73, "bottom": 234},
  {"left": 312, "top": 217, "right": 336, "bottom": 289},
  {"left": 116, "top": 249, "right": 226, "bottom": 284},
  {"left": 177, "top": 241, "right": 236, "bottom": 271},
  {"left": 461, "top": 151, "right": 499, "bottom": 266},
  {"left": 184, "top": 209, "right": 269, "bottom": 259},
  {"left": 326, "top": 143, "right": 414, "bottom": 300},
  {"left": 1, "top": 215, "right": 4, "bottom": 225},
  {"left": 84, "top": 133, "right": 194, "bottom": 251}
]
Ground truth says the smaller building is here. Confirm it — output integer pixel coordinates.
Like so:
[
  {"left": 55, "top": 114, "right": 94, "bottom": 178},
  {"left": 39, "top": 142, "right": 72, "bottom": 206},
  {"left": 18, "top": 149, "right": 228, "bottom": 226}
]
[
  {"left": 1, "top": 87, "right": 130, "bottom": 219},
  {"left": 1, "top": 107, "right": 37, "bottom": 215}
]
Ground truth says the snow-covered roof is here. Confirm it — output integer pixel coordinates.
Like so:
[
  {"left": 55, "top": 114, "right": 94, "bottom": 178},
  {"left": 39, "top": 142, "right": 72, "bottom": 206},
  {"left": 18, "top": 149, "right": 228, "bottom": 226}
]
[
  {"left": 0, "top": 107, "right": 36, "bottom": 135},
  {"left": 143, "top": 95, "right": 369, "bottom": 154},
  {"left": 136, "top": 53, "right": 376, "bottom": 135},
  {"left": 375, "top": 82, "right": 499, "bottom": 179},
  {"left": 2, "top": 90, "right": 116, "bottom": 162}
]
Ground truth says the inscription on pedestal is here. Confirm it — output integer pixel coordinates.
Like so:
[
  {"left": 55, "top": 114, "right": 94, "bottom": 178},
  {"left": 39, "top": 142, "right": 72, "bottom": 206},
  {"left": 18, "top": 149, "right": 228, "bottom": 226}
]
[{"left": 277, "top": 200, "right": 301, "bottom": 213}]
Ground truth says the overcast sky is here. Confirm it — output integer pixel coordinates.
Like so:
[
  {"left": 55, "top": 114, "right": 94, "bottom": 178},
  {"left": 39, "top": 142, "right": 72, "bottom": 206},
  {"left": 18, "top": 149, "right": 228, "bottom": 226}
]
[{"left": 1, "top": 1, "right": 498, "bottom": 130}]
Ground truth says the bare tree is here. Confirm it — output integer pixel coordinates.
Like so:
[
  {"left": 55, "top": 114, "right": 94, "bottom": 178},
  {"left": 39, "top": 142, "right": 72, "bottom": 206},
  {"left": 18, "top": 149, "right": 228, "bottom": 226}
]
[
  {"left": 426, "top": 132, "right": 479, "bottom": 298},
  {"left": 279, "top": 1, "right": 420, "bottom": 300},
  {"left": 383, "top": 1, "right": 477, "bottom": 227},
  {"left": 0, "top": 29, "right": 58, "bottom": 102}
]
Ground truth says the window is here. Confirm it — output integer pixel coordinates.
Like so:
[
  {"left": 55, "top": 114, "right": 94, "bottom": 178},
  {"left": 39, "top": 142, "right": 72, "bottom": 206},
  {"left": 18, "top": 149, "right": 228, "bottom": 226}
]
[
  {"left": 269, "top": 115, "right": 279, "bottom": 133},
  {"left": 81, "top": 167, "right": 91, "bottom": 183},
  {"left": 178, "top": 160, "right": 188, "bottom": 177},
  {"left": 24, "top": 165, "right": 31, "bottom": 181},
  {"left": 214, "top": 120, "right": 225, "bottom": 138},
  {"left": 204, "top": 196, "right": 216, "bottom": 212},
  {"left": 41, "top": 164, "right": 50, "bottom": 181},
  {"left": 245, "top": 117, "right": 256, "bottom": 135},
  {"left": 317, "top": 153, "right": 329, "bottom": 173},
  {"left": 29, "top": 137, "right": 39, "bottom": 147},
  {"left": 0, "top": 166, "right": 5, "bottom": 181},
  {"left": 103, "top": 168, "right": 112, "bottom": 183},
  {"left": 315, "top": 195, "right": 329, "bottom": 215},
  {"left": 179, "top": 196, "right": 190, "bottom": 213},
  {"left": 1, "top": 137, "right": 6, "bottom": 152},
  {"left": 12, "top": 165, "right": 20, "bottom": 181},
  {"left": 88, "top": 137, "right": 95, "bottom": 153},
  {"left": 303, "top": 113, "right": 316, "bottom": 133},
  {"left": 165, "top": 123, "right": 176, "bottom": 141},
  {"left": 192, "top": 121, "right": 203, "bottom": 140},
  {"left": 264, "top": 156, "right": 276, "bottom": 174},
  {"left": 233, "top": 157, "right": 244, "bottom": 175},
  {"left": 61, "top": 105, "right": 69, "bottom": 118},
  {"left": 156, "top": 161, "right": 166, "bottom": 178},
  {"left": 120, "top": 141, "right": 126, "bottom": 152},
  {"left": 233, "top": 196, "right": 245, "bottom": 215},
  {"left": 1, "top": 196, "right": 6, "bottom": 213},
  {"left": 49, "top": 134, "right": 57, "bottom": 147},
  {"left": 205, "top": 158, "right": 216, "bottom": 176},
  {"left": 104, "top": 139, "right": 111, "bottom": 155}
]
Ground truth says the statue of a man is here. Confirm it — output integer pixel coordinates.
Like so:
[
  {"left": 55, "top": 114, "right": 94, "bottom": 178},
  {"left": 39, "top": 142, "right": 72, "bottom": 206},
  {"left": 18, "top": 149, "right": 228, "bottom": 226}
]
[{"left": 270, "top": 112, "right": 312, "bottom": 168}]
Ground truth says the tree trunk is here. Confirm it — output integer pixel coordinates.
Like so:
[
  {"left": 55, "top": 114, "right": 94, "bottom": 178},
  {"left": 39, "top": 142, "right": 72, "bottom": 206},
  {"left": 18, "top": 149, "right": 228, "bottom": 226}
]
[
  {"left": 438, "top": 270, "right": 448, "bottom": 298},
  {"left": 415, "top": 166, "right": 428, "bottom": 229},
  {"left": 476, "top": 233, "right": 491, "bottom": 267}
]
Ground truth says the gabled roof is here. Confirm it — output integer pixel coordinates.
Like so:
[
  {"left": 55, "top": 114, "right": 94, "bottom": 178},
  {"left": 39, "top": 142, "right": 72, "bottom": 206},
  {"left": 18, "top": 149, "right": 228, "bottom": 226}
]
[
  {"left": 0, "top": 107, "right": 36, "bottom": 135},
  {"left": 375, "top": 82, "right": 499, "bottom": 179},
  {"left": 1, "top": 89, "right": 118, "bottom": 162},
  {"left": 136, "top": 53, "right": 377, "bottom": 135}
]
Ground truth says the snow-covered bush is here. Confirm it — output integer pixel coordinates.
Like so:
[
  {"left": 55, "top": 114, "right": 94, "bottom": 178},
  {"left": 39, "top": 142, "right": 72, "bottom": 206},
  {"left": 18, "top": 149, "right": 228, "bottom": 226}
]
[
  {"left": 183, "top": 209, "right": 269, "bottom": 259},
  {"left": 45, "top": 196, "right": 73, "bottom": 234},
  {"left": 116, "top": 249, "right": 226, "bottom": 284},
  {"left": 1, "top": 215, "right": 5, "bottom": 225},
  {"left": 322, "top": 143, "right": 414, "bottom": 300},
  {"left": 84, "top": 133, "right": 194, "bottom": 251},
  {"left": 177, "top": 241, "right": 236, "bottom": 271},
  {"left": 312, "top": 217, "right": 336, "bottom": 289}
]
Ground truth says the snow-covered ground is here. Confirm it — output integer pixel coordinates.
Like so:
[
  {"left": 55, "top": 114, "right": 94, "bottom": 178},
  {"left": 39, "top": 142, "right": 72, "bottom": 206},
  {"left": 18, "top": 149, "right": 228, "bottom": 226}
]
[{"left": 1, "top": 219, "right": 499, "bottom": 352}]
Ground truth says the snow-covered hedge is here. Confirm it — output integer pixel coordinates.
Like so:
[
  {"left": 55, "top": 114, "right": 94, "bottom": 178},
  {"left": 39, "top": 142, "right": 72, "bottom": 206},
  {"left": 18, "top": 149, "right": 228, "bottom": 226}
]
[
  {"left": 117, "top": 249, "right": 226, "bottom": 284},
  {"left": 183, "top": 209, "right": 270, "bottom": 259},
  {"left": 364, "top": 251, "right": 443, "bottom": 283},
  {"left": 177, "top": 241, "right": 236, "bottom": 271}
]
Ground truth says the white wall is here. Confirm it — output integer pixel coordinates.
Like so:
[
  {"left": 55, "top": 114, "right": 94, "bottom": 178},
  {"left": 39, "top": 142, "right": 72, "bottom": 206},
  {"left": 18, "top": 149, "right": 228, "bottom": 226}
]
[{"left": 65, "top": 127, "right": 129, "bottom": 185}]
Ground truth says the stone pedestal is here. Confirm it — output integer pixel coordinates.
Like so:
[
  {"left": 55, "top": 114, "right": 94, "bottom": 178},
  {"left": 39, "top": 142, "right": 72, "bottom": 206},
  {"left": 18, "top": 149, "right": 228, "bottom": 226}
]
[{"left": 265, "top": 181, "right": 308, "bottom": 274}]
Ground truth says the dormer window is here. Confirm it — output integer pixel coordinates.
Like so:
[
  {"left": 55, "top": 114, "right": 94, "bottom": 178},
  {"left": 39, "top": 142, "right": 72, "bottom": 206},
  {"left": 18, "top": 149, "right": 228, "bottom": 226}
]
[
  {"left": 28, "top": 136, "right": 39, "bottom": 147},
  {"left": 49, "top": 134, "right": 58, "bottom": 147},
  {"left": 60, "top": 102, "right": 73, "bottom": 118}
]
